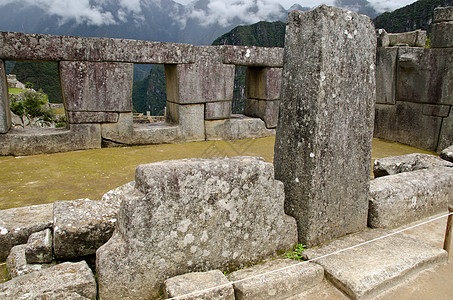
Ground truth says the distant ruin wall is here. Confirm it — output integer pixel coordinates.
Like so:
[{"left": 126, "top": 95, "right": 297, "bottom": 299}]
[{"left": 374, "top": 7, "right": 453, "bottom": 152}]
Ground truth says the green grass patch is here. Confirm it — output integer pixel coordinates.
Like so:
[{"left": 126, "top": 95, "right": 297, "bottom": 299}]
[
  {"left": 51, "top": 107, "right": 66, "bottom": 115},
  {"left": 8, "top": 88, "right": 25, "bottom": 95}
]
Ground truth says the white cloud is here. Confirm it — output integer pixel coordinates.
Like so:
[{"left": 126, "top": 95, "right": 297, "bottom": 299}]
[{"left": 368, "top": 0, "right": 417, "bottom": 13}]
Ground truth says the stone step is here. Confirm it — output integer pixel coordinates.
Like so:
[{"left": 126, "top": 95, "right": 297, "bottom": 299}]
[{"left": 304, "top": 229, "right": 448, "bottom": 299}]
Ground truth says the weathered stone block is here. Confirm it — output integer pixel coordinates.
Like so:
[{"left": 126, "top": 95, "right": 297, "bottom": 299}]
[
  {"left": 304, "top": 229, "right": 448, "bottom": 299},
  {"left": 440, "top": 145, "right": 453, "bottom": 162},
  {"left": 376, "top": 29, "right": 390, "bottom": 47},
  {"left": 369, "top": 167, "right": 453, "bottom": 228},
  {"left": 422, "top": 104, "right": 451, "bottom": 117},
  {"left": 25, "top": 228, "right": 52, "bottom": 264},
  {"left": 165, "top": 47, "right": 234, "bottom": 104},
  {"left": 376, "top": 47, "right": 397, "bottom": 104},
  {"left": 373, "top": 153, "right": 453, "bottom": 177},
  {"left": 0, "top": 60, "right": 10, "bottom": 134},
  {"left": 68, "top": 111, "right": 119, "bottom": 124},
  {"left": 228, "top": 259, "right": 324, "bottom": 300},
  {"left": 431, "top": 21, "right": 453, "bottom": 48},
  {"left": 164, "top": 270, "right": 234, "bottom": 300},
  {"left": 166, "top": 102, "right": 205, "bottom": 141},
  {"left": 246, "top": 67, "right": 282, "bottom": 100},
  {"left": 438, "top": 109, "right": 453, "bottom": 152},
  {"left": 101, "top": 112, "right": 133, "bottom": 144},
  {"left": 205, "top": 116, "right": 275, "bottom": 141},
  {"left": 274, "top": 6, "right": 376, "bottom": 246},
  {"left": 222, "top": 46, "right": 284, "bottom": 67},
  {"left": 6, "top": 245, "right": 53, "bottom": 279},
  {"left": 61, "top": 61, "right": 133, "bottom": 112},
  {"left": 96, "top": 157, "right": 297, "bottom": 299},
  {"left": 0, "top": 203, "right": 53, "bottom": 262},
  {"left": 388, "top": 30, "right": 427, "bottom": 47},
  {"left": 374, "top": 102, "right": 443, "bottom": 151},
  {"left": 434, "top": 6, "right": 453, "bottom": 23},
  {"left": 0, "top": 124, "right": 102, "bottom": 156},
  {"left": 205, "top": 101, "right": 232, "bottom": 120},
  {"left": 53, "top": 198, "right": 118, "bottom": 260},
  {"left": 0, "top": 261, "right": 97, "bottom": 299},
  {"left": 244, "top": 99, "right": 280, "bottom": 128}
]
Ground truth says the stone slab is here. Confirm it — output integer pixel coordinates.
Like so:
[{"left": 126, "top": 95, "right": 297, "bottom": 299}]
[
  {"left": 6, "top": 244, "right": 53, "bottom": 279},
  {"left": 96, "top": 157, "right": 297, "bottom": 299},
  {"left": 431, "top": 21, "right": 453, "bottom": 48},
  {"left": 388, "top": 30, "right": 426, "bottom": 47},
  {"left": 166, "top": 46, "right": 234, "bottom": 105},
  {"left": 61, "top": 61, "right": 133, "bottom": 112},
  {"left": 304, "top": 229, "right": 448, "bottom": 299},
  {"left": 0, "top": 261, "right": 97, "bottom": 299},
  {"left": 205, "top": 101, "right": 232, "bottom": 120},
  {"left": 274, "top": 5, "right": 376, "bottom": 246},
  {"left": 25, "top": 228, "right": 53, "bottom": 264},
  {"left": 0, "top": 31, "right": 195, "bottom": 63},
  {"left": 0, "top": 203, "right": 53, "bottom": 262},
  {"left": 422, "top": 104, "right": 451, "bottom": 117},
  {"left": 0, "top": 124, "right": 102, "bottom": 156},
  {"left": 376, "top": 47, "right": 397, "bottom": 104},
  {"left": 68, "top": 111, "right": 119, "bottom": 124},
  {"left": 244, "top": 99, "right": 280, "bottom": 128},
  {"left": 205, "top": 116, "right": 275, "bottom": 140},
  {"left": 376, "top": 29, "right": 389, "bottom": 47},
  {"left": 101, "top": 112, "right": 134, "bottom": 144},
  {"left": 369, "top": 167, "right": 453, "bottom": 229},
  {"left": 0, "top": 59, "right": 10, "bottom": 133},
  {"left": 228, "top": 259, "right": 324, "bottom": 300},
  {"left": 434, "top": 6, "right": 453, "bottom": 23},
  {"left": 440, "top": 145, "right": 453, "bottom": 162},
  {"left": 166, "top": 102, "right": 205, "bottom": 141},
  {"left": 246, "top": 67, "right": 282, "bottom": 100},
  {"left": 164, "top": 270, "right": 234, "bottom": 300},
  {"left": 53, "top": 198, "right": 119, "bottom": 260},
  {"left": 373, "top": 153, "right": 453, "bottom": 177},
  {"left": 222, "top": 46, "right": 284, "bottom": 67}
]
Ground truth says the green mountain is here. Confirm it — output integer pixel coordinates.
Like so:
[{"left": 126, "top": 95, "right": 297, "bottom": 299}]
[
  {"left": 132, "top": 65, "right": 167, "bottom": 115},
  {"left": 373, "top": 0, "right": 453, "bottom": 33}
]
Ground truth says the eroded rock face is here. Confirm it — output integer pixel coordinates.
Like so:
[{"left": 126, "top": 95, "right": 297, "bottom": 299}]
[
  {"left": 25, "top": 228, "right": 53, "bottom": 264},
  {"left": 440, "top": 145, "right": 453, "bottom": 162},
  {"left": 97, "top": 157, "right": 297, "bottom": 299},
  {"left": 6, "top": 245, "right": 53, "bottom": 279}
]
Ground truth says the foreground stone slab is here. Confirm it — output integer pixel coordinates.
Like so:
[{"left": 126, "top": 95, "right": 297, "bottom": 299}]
[
  {"left": 440, "top": 145, "right": 453, "bottom": 162},
  {"left": 25, "top": 228, "right": 53, "bottom": 264},
  {"left": 0, "top": 203, "right": 53, "bottom": 262},
  {"left": 0, "top": 261, "right": 97, "bottom": 299},
  {"left": 6, "top": 245, "right": 53, "bottom": 279},
  {"left": 97, "top": 157, "right": 297, "bottom": 299},
  {"left": 369, "top": 167, "right": 453, "bottom": 229},
  {"left": 53, "top": 198, "right": 119, "bottom": 259},
  {"left": 304, "top": 229, "right": 448, "bottom": 299},
  {"left": 373, "top": 153, "right": 453, "bottom": 177},
  {"left": 228, "top": 259, "right": 324, "bottom": 300},
  {"left": 274, "top": 5, "right": 376, "bottom": 246},
  {"left": 164, "top": 270, "right": 234, "bottom": 300}
]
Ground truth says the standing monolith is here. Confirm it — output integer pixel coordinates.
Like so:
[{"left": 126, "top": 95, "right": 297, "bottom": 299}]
[{"left": 274, "top": 5, "right": 376, "bottom": 246}]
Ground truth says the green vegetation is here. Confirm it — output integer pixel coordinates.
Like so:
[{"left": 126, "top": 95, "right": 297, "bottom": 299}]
[
  {"left": 373, "top": 0, "right": 453, "bottom": 33},
  {"left": 9, "top": 89, "right": 55, "bottom": 126},
  {"left": 132, "top": 65, "right": 167, "bottom": 115},
  {"left": 11, "top": 61, "right": 63, "bottom": 103},
  {"left": 8, "top": 88, "right": 25, "bottom": 95},
  {"left": 285, "top": 244, "right": 307, "bottom": 261}
]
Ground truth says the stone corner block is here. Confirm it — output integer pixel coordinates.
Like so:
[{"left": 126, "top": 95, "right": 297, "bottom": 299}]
[
  {"left": 434, "top": 6, "right": 453, "bottom": 23},
  {"left": 166, "top": 102, "right": 205, "bottom": 141},
  {"left": 205, "top": 116, "right": 275, "bottom": 141},
  {"left": 25, "top": 228, "right": 53, "bottom": 264},
  {"left": 101, "top": 112, "right": 133, "bottom": 144},
  {"left": 244, "top": 99, "right": 280, "bottom": 129},
  {"left": 376, "top": 29, "right": 390, "bottom": 47},
  {"left": 53, "top": 198, "right": 118, "bottom": 260},
  {"left": 0, "top": 261, "right": 97, "bottom": 299},
  {"left": 227, "top": 259, "right": 324, "bottom": 299},
  {"left": 440, "top": 145, "right": 453, "bottom": 162},
  {"left": 164, "top": 270, "right": 234, "bottom": 300},
  {"left": 6, "top": 244, "right": 53, "bottom": 279},
  {"left": 431, "top": 21, "right": 453, "bottom": 48},
  {"left": 205, "top": 101, "right": 232, "bottom": 120}
]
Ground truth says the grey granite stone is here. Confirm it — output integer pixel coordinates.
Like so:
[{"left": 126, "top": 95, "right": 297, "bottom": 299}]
[
  {"left": 244, "top": 99, "right": 280, "bottom": 129},
  {"left": 369, "top": 167, "right": 453, "bottom": 228},
  {"left": 0, "top": 59, "right": 10, "bottom": 134},
  {"left": 164, "top": 270, "right": 234, "bottom": 300},
  {"left": 388, "top": 30, "right": 426, "bottom": 47},
  {"left": 222, "top": 46, "right": 284, "bottom": 67},
  {"left": 373, "top": 153, "right": 453, "bottom": 177},
  {"left": 68, "top": 112, "right": 119, "bottom": 124},
  {"left": 0, "top": 261, "right": 97, "bottom": 299},
  {"left": 96, "top": 157, "right": 297, "bottom": 299},
  {"left": 0, "top": 204, "right": 53, "bottom": 262},
  {"left": 304, "top": 229, "right": 448, "bottom": 299},
  {"left": 228, "top": 259, "right": 324, "bottom": 300},
  {"left": 6, "top": 245, "right": 53, "bottom": 279},
  {"left": 431, "top": 21, "right": 453, "bottom": 48},
  {"left": 166, "top": 102, "right": 205, "bottom": 141},
  {"left": 205, "top": 101, "right": 232, "bottom": 120},
  {"left": 434, "top": 6, "right": 453, "bottom": 23},
  {"left": 440, "top": 145, "right": 453, "bottom": 162},
  {"left": 274, "top": 6, "right": 376, "bottom": 246},
  {"left": 205, "top": 116, "right": 275, "bottom": 140},
  {"left": 246, "top": 67, "right": 282, "bottom": 100},
  {"left": 25, "top": 229, "right": 53, "bottom": 264},
  {"left": 376, "top": 47, "right": 397, "bottom": 104},
  {"left": 376, "top": 29, "right": 389, "bottom": 47}
]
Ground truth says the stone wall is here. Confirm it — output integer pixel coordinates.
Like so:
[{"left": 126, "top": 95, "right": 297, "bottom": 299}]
[
  {"left": 0, "top": 33, "right": 281, "bottom": 155},
  {"left": 374, "top": 6, "right": 453, "bottom": 152}
]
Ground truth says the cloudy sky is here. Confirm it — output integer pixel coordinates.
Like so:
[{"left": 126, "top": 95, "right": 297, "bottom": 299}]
[{"left": 0, "top": 0, "right": 419, "bottom": 27}]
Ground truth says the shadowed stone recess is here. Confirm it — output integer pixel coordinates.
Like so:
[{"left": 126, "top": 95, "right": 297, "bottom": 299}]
[
  {"left": 96, "top": 157, "right": 297, "bottom": 299},
  {"left": 274, "top": 6, "right": 376, "bottom": 246},
  {"left": 0, "top": 261, "right": 97, "bottom": 299},
  {"left": 164, "top": 270, "right": 234, "bottom": 300}
]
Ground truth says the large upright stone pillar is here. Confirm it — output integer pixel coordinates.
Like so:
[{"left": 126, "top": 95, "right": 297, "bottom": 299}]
[
  {"left": 274, "top": 6, "right": 376, "bottom": 246},
  {"left": 0, "top": 59, "right": 10, "bottom": 133}
]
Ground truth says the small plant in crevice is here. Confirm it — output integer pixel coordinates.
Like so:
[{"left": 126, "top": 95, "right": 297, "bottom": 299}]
[{"left": 285, "top": 244, "right": 307, "bottom": 261}]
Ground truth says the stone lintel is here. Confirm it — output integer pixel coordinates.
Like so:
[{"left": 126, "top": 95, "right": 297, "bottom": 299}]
[{"left": 222, "top": 46, "right": 284, "bottom": 67}]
